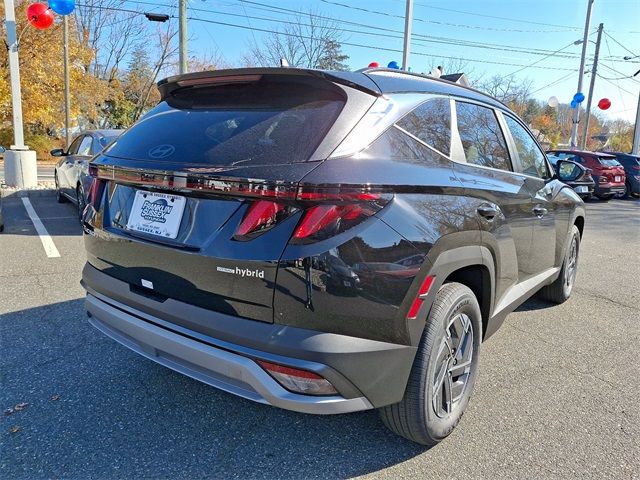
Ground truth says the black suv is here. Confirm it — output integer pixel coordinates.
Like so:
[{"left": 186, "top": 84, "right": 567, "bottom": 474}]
[{"left": 81, "top": 68, "right": 585, "bottom": 445}]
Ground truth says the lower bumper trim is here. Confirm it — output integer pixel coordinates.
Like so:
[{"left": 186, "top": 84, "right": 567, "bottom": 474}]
[{"left": 86, "top": 294, "right": 373, "bottom": 415}]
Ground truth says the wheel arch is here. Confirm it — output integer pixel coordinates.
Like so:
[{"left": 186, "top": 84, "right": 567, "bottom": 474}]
[{"left": 408, "top": 246, "right": 495, "bottom": 345}]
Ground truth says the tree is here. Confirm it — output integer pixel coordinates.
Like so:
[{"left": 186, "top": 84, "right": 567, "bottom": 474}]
[
  {"left": 245, "top": 10, "right": 349, "bottom": 70},
  {"left": 476, "top": 74, "right": 534, "bottom": 116}
]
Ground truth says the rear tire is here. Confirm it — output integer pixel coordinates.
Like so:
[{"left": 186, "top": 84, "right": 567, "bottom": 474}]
[
  {"left": 379, "top": 282, "right": 481, "bottom": 446},
  {"left": 539, "top": 225, "right": 580, "bottom": 304}
]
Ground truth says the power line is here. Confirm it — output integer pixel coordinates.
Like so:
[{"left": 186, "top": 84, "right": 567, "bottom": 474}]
[
  {"left": 504, "top": 40, "right": 581, "bottom": 77},
  {"left": 82, "top": 1, "right": 581, "bottom": 72},
  {"left": 604, "top": 31, "right": 638, "bottom": 58},
  {"left": 130, "top": 0, "right": 606, "bottom": 63},
  {"left": 319, "top": 0, "right": 577, "bottom": 33},
  {"left": 530, "top": 71, "right": 580, "bottom": 95}
]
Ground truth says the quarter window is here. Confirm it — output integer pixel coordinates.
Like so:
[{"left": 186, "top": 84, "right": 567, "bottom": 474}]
[
  {"left": 396, "top": 98, "right": 451, "bottom": 156},
  {"left": 455, "top": 102, "right": 511, "bottom": 171},
  {"left": 504, "top": 116, "right": 549, "bottom": 178}
]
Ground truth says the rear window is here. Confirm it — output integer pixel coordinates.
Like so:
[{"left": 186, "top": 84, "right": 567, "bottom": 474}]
[
  {"left": 104, "top": 77, "right": 345, "bottom": 166},
  {"left": 598, "top": 157, "right": 621, "bottom": 167}
]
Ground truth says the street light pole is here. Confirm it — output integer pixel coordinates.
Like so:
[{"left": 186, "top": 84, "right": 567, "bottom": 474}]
[
  {"left": 63, "top": 15, "right": 71, "bottom": 148},
  {"left": 580, "top": 22, "right": 603, "bottom": 150},
  {"left": 179, "top": 0, "right": 187, "bottom": 74},
  {"left": 570, "top": 0, "right": 595, "bottom": 148},
  {"left": 632, "top": 93, "right": 640, "bottom": 155},
  {"left": 402, "top": 0, "right": 413, "bottom": 71},
  {"left": 3, "top": 0, "right": 37, "bottom": 188}
]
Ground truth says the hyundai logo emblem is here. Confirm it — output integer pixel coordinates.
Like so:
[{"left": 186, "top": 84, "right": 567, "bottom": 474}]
[{"left": 148, "top": 144, "right": 175, "bottom": 158}]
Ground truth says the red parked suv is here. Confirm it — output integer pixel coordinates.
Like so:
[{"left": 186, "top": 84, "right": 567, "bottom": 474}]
[{"left": 547, "top": 149, "right": 625, "bottom": 200}]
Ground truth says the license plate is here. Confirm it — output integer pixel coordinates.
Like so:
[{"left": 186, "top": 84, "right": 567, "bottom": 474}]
[
  {"left": 575, "top": 186, "right": 588, "bottom": 193},
  {"left": 614, "top": 176, "right": 621, "bottom": 182},
  {"left": 126, "top": 191, "right": 186, "bottom": 239},
  {"left": 343, "top": 280, "right": 352, "bottom": 287}
]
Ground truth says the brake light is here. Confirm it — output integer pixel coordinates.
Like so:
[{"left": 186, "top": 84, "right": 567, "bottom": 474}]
[
  {"left": 86, "top": 178, "right": 105, "bottom": 207},
  {"left": 234, "top": 200, "right": 288, "bottom": 239},
  {"left": 407, "top": 275, "right": 435, "bottom": 320},
  {"left": 256, "top": 360, "right": 338, "bottom": 395}
]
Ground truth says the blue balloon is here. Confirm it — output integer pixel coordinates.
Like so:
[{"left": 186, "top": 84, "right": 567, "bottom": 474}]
[
  {"left": 387, "top": 61, "right": 400, "bottom": 69},
  {"left": 49, "top": 0, "right": 75, "bottom": 15},
  {"left": 570, "top": 99, "right": 578, "bottom": 109},
  {"left": 573, "top": 92, "right": 585, "bottom": 103}
]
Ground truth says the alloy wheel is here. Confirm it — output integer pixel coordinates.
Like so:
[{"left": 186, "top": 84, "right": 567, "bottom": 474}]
[
  {"left": 564, "top": 236, "right": 578, "bottom": 293},
  {"left": 431, "top": 312, "right": 474, "bottom": 418}
]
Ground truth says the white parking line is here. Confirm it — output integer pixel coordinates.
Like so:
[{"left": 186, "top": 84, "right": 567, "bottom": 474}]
[{"left": 20, "top": 197, "right": 61, "bottom": 258}]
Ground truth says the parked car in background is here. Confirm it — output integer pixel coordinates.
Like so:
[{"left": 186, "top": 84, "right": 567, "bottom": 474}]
[
  {"left": 52, "top": 129, "right": 122, "bottom": 220},
  {"left": 547, "top": 149, "right": 625, "bottom": 200},
  {"left": 605, "top": 152, "right": 640, "bottom": 198},
  {"left": 81, "top": 67, "right": 586, "bottom": 446},
  {"left": 547, "top": 154, "right": 595, "bottom": 199}
]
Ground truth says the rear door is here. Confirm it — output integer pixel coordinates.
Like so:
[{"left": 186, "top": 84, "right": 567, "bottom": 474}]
[
  {"left": 501, "top": 114, "right": 557, "bottom": 274},
  {"left": 84, "top": 72, "right": 373, "bottom": 324},
  {"left": 451, "top": 100, "right": 535, "bottom": 289}
]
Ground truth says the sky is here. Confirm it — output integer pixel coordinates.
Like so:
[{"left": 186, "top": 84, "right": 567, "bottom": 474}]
[{"left": 134, "top": 0, "right": 640, "bottom": 123}]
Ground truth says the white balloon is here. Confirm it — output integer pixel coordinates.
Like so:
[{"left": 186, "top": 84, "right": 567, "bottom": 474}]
[
  {"left": 548, "top": 96, "right": 559, "bottom": 108},
  {"left": 430, "top": 67, "right": 441, "bottom": 78}
]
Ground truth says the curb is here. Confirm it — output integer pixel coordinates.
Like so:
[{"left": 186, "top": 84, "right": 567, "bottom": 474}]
[{"left": 1, "top": 187, "right": 56, "bottom": 199}]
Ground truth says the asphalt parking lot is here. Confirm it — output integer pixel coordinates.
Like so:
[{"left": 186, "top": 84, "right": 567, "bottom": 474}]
[{"left": 1, "top": 193, "right": 638, "bottom": 480}]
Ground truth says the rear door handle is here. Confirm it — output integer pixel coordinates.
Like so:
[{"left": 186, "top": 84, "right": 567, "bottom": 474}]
[
  {"left": 533, "top": 206, "right": 548, "bottom": 217},
  {"left": 477, "top": 205, "right": 499, "bottom": 220}
]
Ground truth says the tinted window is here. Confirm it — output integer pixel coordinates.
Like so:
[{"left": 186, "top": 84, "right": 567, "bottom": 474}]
[
  {"left": 363, "top": 126, "right": 448, "bottom": 165},
  {"left": 455, "top": 102, "right": 511, "bottom": 171},
  {"left": 396, "top": 98, "right": 451, "bottom": 156},
  {"left": 504, "top": 116, "right": 549, "bottom": 178},
  {"left": 96, "top": 135, "right": 119, "bottom": 153},
  {"left": 77, "top": 136, "right": 93, "bottom": 156},
  {"left": 67, "top": 136, "right": 83, "bottom": 155},
  {"left": 105, "top": 78, "right": 345, "bottom": 166}
]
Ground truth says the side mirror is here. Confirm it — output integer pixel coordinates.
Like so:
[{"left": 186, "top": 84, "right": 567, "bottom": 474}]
[
  {"left": 50, "top": 148, "right": 65, "bottom": 157},
  {"left": 556, "top": 160, "right": 582, "bottom": 183}
]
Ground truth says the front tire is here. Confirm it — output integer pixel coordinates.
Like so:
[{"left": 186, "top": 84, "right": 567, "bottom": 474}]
[
  {"left": 538, "top": 225, "right": 580, "bottom": 304},
  {"left": 379, "top": 282, "right": 481, "bottom": 446}
]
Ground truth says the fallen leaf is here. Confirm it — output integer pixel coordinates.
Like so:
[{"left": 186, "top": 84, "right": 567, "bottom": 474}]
[
  {"left": 50, "top": 395, "right": 60, "bottom": 401},
  {"left": 14, "top": 403, "right": 29, "bottom": 411},
  {"left": 9, "top": 425, "right": 21, "bottom": 434}
]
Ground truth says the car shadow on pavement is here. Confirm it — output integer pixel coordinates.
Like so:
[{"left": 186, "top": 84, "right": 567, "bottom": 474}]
[
  {"left": 514, "top": 296, "right": 557, "bottom": 312},
  {"left": 1, "top": 299, "right": 428, "bottom": 479}
]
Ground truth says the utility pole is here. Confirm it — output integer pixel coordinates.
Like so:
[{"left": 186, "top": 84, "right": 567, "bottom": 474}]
[
  {"left": 179, "top": 0, "right": 187, "bottom": 74},
  {"left": 402, "top": 0, "right": 413, "bottom": 71},
  {"left": 580, "top": 22, "right": 603, "bottom": 149},
  {"left": 63, "top": 15, "right": 71, "bottom": 148},
  {"left": 570, "top": 0, "right": 595, "bottom": 148},
  {"left": 632, "top": 93, "right": 640, "bottom": 155},
  {"left": 3, "top": 0, "right": 37, "bottom": 188}
]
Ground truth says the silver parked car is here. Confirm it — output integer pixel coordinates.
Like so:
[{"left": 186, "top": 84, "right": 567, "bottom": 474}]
[{"left": 52, "top": 130, "right": 122, "bottom": 220}]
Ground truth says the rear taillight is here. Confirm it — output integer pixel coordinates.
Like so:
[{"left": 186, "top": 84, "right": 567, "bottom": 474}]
[
  {"left": 234, "top": 200, "right": 292, "bottom": 240},
  {"left": 256, "top": 360, "right": 338, "bottom": 395},
  {"left": 86, "top": 178, "right": 105, "bottom": 207},
  {"left": 234, "top": 188, "right": 390, "bottom": 243}
]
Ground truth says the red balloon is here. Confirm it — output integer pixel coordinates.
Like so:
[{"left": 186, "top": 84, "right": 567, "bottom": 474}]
[
  {"left": 26, "top": 3, "right": 54, "bottom": 30},
  {"left": 597, "top": 98, "right": 611, "bottom": 110},
  {"left": 368, "top": 62, "right": 380, "bottom": 68}
]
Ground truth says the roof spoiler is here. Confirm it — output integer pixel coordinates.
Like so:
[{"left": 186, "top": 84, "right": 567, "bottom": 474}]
[{"left": 157, "top": 67, "right": 382, "bottom": 101}]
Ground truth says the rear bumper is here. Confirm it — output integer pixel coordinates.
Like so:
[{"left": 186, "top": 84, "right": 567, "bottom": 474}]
[
  {"left": 82, "top": 264, "right": 416, "bottom": 413},
  {"left": 594, "top": 184, "right": 625, "bottom": 196}
]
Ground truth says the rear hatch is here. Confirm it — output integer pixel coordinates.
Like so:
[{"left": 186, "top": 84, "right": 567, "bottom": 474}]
[
  {"left": 83, "top": 69, "right": 378, "bottom": 323},
  {"left": 597, "top": 155, "right": 625, "bottom": 184}
]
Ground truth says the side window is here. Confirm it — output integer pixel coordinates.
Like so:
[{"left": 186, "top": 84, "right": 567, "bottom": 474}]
[
  {"left": 77, "top": 136, "right": 94, "bottom": 156},
  {"left": 455, "top": 102, "right": 511, "bottom": 171},
  {"left": 396, "top": 98, "right": 451, "bottom": 156},
  {"left": 504, "top": 116, "right": 549, "bottom": 179},
  {"left": 67, "top": 136, "right": 83, "bottom": 155}
]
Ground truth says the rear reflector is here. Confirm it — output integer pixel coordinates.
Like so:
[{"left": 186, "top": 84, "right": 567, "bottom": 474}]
[
  {"left": 257, "top": 360, "right": 338, "bottom": 396},
  {"left": 407, "top": 275, "right": 435, "bottom": 320}
]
